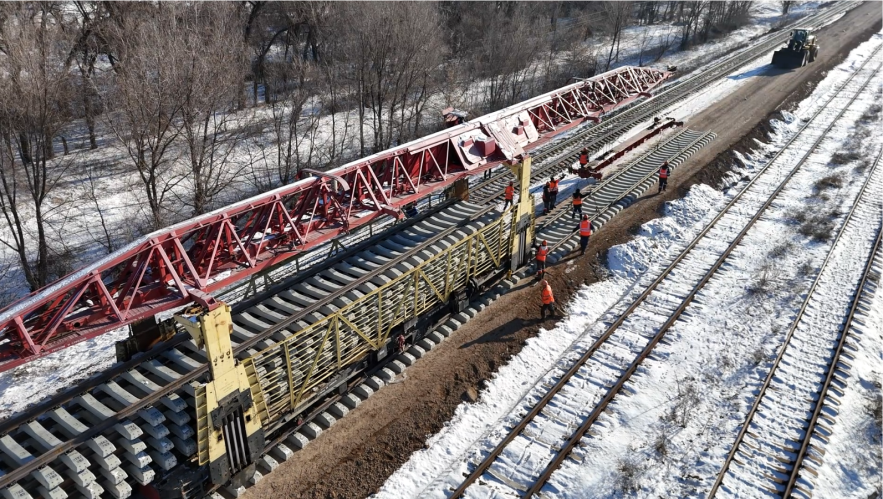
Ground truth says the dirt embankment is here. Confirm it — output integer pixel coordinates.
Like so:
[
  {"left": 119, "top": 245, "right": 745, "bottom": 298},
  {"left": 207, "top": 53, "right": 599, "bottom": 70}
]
[{"left": 243, "top": 5, "right": 882, "bottom": 498}]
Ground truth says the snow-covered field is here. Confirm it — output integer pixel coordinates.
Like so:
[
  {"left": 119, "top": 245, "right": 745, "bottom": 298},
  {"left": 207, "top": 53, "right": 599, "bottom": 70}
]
[{"left": 375, "top": 32, "right": 883, "bottom": 499}]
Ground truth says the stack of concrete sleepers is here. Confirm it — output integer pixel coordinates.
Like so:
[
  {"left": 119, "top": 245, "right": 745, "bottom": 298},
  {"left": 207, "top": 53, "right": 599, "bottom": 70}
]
[{"left": 0, "top": 201, "right": 498, "bottom": 499}]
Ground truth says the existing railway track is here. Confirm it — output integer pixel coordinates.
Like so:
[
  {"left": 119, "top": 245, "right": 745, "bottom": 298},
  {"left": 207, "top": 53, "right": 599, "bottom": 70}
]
[
  {"left": 446, "top": 45, "right": 881, "bottom": 499},
  {"left": 707, "top": 154, "right": 883, "bottom": 498},
  {"left": 0, "top": 4, "right": 862, "bottom": 499}
]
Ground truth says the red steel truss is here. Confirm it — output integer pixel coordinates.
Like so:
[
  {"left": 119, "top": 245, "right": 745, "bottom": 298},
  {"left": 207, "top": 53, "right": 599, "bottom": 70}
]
[{"left": 0, "top": 66, "right": 669, "bottom": 371}]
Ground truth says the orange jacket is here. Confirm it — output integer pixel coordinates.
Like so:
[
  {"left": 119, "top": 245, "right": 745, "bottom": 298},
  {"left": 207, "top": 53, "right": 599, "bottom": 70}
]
[
  {"left": 549, "top": 179, "right": 559, "bottom": 192},
  {"left": 573, "top": 195, "right": 582, "bottom": 206},
  {"left": 579, "top": 220, "right": 592, "bottom": 237},
  {"left": 579, "top": 152, "right": 589, "bottom": 165},
  {"left": 659, "top": 167, "right": 670, "bottom": 179},
  {"left": 536, "top": 245, "right": 548, "bottom": 262},
  {"left": 541, "top": 283, "right": 555, "bottom": 304},
  {"left": 505, "top": 185, "right": 514, "bottom": 200}
]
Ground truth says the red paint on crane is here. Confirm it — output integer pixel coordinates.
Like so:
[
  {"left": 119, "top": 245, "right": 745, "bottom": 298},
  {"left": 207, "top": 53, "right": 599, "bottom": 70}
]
[{"left": 0, "top": 66, "right": 669, "bottom": 371}]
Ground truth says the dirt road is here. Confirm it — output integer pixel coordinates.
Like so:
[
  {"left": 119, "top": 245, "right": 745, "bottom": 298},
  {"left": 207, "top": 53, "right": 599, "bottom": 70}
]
[{"left": 243, "top": 5, "right": 882, "bottom": 498}]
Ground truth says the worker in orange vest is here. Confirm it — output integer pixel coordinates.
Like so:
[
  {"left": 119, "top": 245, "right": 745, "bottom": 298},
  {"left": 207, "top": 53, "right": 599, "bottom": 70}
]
[
  {"left": 658, "top": 161, "right": 671, "bottom": 193},
  {"left": 504, "top": 181, "right": 515, "bottom": 210},
  {"left": 574, "top": 214, "right": 593, "bottom": 255},
  {"left": 572, "top": 188, "right": 582, "bottom": 219},
  {"left": 578, "top": 148, "right": 589, "bottom": 167},
  {"left": 548, "top": 175, "right": 564, "bottom": 209},
  {"left": 540, "top": 279, "right": 555, "bottom": 319},
  {"left": 536, "top": 239, "right": 548, "bottom": 277}
]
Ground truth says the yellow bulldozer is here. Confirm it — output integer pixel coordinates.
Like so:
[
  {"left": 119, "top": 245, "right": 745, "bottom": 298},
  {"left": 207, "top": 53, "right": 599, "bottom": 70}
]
[{"left": 772, "top": 28, "right": 819, "bottom": 69}]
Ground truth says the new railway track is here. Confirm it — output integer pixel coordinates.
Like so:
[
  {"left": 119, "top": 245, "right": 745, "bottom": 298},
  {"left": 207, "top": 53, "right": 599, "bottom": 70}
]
[
  {"left": 446, "top": 45, "right": 880, "bottom": 499},
  {"left": 0, "top": 4, "right": 861, "bottom": 498}
]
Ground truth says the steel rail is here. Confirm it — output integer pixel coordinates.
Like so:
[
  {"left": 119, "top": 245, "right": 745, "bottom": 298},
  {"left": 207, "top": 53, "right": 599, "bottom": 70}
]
[
  {"left": 786, "top": 225, "right": 882, "bottom": 498},
  {"left": 528, "top": 53, "right": 882, "bottom": 499},
  {"left": 543, "top": 130, "right": 709, "bottom": 254},
  {"left": 450, "top": 47, "right": 879, "bottom": 499},
  {"left": 0, "top": 200, "right": 459, "bottom": 439},
  {"left": 0, "top": 5, "right": 793, "bottom": 444},
  {"left": 707, "top": 145, "right": 883, "bottom": 499}
]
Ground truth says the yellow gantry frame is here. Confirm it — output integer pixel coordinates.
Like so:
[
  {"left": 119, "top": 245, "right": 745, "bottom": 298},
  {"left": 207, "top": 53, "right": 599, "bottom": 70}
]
[
  {"left": 177, "top": 304, "right": 263, "bottom": 471},
  {"left": 241, "top": 202, "right": 517, "bottom": 425},
  {"left": 237, "top": 154, "right": 535, "bottom": 428}
]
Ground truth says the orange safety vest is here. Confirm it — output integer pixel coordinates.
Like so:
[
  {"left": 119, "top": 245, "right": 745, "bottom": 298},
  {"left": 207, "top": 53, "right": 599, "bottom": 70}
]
[
  {"left": 579, "top": 220, "right": 592, "bottom": 237},
  {"left": 659, "top": 167, "right": 670, "bottom": 179},
  {"left": 541, "top": 284, "right": 555, "bottom": 304},
  {"left": 549, "top": 180, "right": 559, "bottom": 191},
  {"left": 573, "top": 196, "right": 582, "bottom": 206},
  {"left": 536, "top": 245, "right": 548, "bottom": 262},
  {"left": 505, "top": 185, "right": 514, "bottom": 200},
  {"left": 579, "top": 152, "right": 589, "bottom": 165}
]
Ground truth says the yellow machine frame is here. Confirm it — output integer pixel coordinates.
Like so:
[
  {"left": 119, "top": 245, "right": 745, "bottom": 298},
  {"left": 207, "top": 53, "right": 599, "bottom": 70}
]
[
  {"left": 176, "top": 304, "right": 264, "bottom": 488},
  {"left": 175, "top": 154, "right": 535, "bottom": 490},
  {"left": 239, "top": 154, "right": 534, "bottom": 427},
  {"left": 506, "top": 154, "right": 536, "bottom": 272}
]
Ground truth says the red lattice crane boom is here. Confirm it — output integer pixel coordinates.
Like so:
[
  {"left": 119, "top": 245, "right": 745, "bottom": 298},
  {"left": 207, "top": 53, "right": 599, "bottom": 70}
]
[{"left": 0, "top": 66, "right": 670, "bottom": 372}]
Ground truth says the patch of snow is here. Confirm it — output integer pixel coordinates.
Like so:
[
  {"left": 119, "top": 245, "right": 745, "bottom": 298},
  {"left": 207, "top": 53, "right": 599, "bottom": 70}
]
[{"left": 376, "top": 29, "right": 883, "bottom": 499}]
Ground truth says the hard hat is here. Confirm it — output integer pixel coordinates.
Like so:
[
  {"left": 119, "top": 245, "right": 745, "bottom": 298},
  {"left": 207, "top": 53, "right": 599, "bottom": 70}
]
[
  {"left": 542, "top": 240, "right": 547, "bottom": 245},
  {"left": 583, "top": 214, "right": 588, "bottom": 220}
]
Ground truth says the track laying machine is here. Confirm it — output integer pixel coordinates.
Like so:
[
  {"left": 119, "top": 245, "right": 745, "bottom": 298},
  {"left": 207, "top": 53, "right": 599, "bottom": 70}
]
[{"left": 0, "top": 65, "right": 674, "bottom": 499}]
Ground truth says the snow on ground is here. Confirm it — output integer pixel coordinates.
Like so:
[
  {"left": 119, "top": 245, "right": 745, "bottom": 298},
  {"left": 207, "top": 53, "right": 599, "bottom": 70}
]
[
  {"left": 0, "top": 1, "right": 834, "bottom": 304},
  {"left": 811, "top": 252, "right": 883, "bottom": 498},
  {"left": 596, "top": 1, "right": 830, "bottom": 75},
  {"left": 376, "top": 31, "right": 883, "bottom": 499},
  {"left": 546, "top": 54, "right": 883, "bottom": 499},
  {"left": 374, "top": 182, "right": 729, "bottom": 499},
  {"left": 492, "top": 2, "right": 850, "bottom": 218}
]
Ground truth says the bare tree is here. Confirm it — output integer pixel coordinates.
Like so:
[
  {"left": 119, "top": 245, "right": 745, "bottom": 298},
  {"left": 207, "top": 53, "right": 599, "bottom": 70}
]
[
  {"left": 103, "top": 4, "right": 189, "bottom": 230},
  {"left": 336, "top": 3, "right": 446, "bottom": 152},
  {"left": 0, "top": 3, "right": 76, "bottom": 291},
  {"left": 455, "top": 4, "right": 541, "bottom": 112},
  {"left": 178, "top": 4, "right": 252, "bottom": 215},
  {"left": 781, "top": 1, "right": 794, "bottom": 16},
  {"left": 603, "top": 1, "right": 633, "bottom": 71},
  {"left": 80, "top": 165, "right": 115, "bottom": 253},
  {"left": 260, "top": 58, "right": 319, "bottom": 188},
  {"left": 68, "top": 1, "right": 109, "bottom": 150},
  {"left": 679, "top": 1, "right": 707, "bottom": 49}
]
